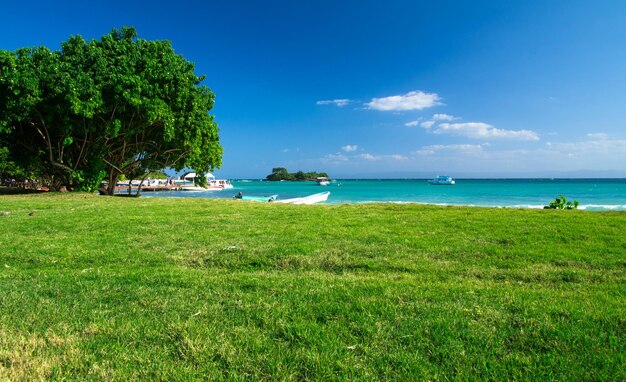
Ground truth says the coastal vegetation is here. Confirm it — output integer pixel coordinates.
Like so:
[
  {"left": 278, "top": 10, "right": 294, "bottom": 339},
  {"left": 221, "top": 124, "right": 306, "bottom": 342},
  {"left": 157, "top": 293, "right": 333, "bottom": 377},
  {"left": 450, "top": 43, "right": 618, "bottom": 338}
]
[
  {"left": 544, "top": 194, "right": 579, "bottom": 209},
  {"left": 0, "top": 194, "right": 624, "bottom": 380},
  {"left": 266, "top": 167, "right": 329, "bottom": 181},
  {"left": 0, "top": 27, "right": 222, "bottom": 194}
]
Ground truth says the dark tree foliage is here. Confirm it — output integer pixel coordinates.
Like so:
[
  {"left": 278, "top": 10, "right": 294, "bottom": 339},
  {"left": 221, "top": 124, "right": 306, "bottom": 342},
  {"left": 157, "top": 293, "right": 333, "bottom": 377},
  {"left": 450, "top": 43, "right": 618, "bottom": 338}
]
[
  {"left": 266, "top": 167, "right": 292, "bottom": 181},
  {"left": 265, "top": 167, "right": 328, "bottom": 181},
  {"left": 0, "top": 146, "right": 25, "bottom": 180},
  {"left": 0, "top": 27, "right": 222, "bottom": 193},
  {"left": 294, "top": 171, "right": 306, "bottom": 181}
]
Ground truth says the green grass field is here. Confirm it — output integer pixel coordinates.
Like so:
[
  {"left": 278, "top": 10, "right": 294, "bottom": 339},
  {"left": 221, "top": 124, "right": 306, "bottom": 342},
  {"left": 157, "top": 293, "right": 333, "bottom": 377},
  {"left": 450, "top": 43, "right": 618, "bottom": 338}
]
[{"left": 1, "top": 193, "right": 624, "bottom": 380}]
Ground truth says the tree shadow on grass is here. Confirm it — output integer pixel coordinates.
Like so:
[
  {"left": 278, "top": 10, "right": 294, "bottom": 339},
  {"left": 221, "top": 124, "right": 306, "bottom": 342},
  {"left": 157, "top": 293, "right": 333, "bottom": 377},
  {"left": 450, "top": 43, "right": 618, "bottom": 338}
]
[{"left": 0, "top": 187, "right": 49, "bottom": 195}]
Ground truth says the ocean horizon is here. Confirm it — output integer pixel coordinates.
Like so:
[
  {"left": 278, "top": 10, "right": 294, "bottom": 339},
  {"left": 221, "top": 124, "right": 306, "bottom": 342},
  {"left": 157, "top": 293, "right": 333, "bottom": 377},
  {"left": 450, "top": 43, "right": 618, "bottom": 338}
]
[{"left": 145, "top": 178, "right": 626, "bottom": 211}]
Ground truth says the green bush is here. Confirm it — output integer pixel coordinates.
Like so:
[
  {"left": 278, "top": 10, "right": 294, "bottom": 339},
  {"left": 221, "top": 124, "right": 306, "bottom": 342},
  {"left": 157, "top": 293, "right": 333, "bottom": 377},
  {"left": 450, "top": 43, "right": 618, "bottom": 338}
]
[{"left": 544, "top": 194, "right": 579, "bottom": 209}]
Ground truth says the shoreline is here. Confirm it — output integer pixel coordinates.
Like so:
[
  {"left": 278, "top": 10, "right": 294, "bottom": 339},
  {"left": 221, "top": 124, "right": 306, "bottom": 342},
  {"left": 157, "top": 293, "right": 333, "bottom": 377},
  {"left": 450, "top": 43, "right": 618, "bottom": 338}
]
[{"left": 138, "top": 192, "right": 626, "bottom": 211}]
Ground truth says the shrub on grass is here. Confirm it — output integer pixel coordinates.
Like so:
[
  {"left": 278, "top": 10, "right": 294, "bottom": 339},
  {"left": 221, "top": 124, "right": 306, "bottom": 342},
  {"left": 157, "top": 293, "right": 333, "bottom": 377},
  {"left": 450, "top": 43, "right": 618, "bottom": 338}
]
[{"left": 544, "top": 195, "right": 579, "bottom": 209}]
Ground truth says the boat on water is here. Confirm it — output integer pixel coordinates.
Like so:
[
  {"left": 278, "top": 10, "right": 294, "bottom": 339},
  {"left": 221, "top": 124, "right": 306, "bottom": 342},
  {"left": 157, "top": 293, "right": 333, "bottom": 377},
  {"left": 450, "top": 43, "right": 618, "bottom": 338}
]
[
  {"left": 101, "top": 178, "right": 177, "bottom": 194},
  {"left": 233, "top": 192, "right": 278, "bottom": 202},
  {"left": 274, "top": 192, "right": 330, "bottom": 204},
  {"left": 178, "top": 172, "right": 233, "bottom": 191},
  {"left": 316, "top": 177, "right": 330, "bottom": 186},
  {"left": 212, "top": 179, "right": 234, "bottom": 189},
  {"left": 428, "top": 175, "right": 455, "bottom": 185},
  {"left": 234, "top": 191, "right": 330, "bottom": 204}
]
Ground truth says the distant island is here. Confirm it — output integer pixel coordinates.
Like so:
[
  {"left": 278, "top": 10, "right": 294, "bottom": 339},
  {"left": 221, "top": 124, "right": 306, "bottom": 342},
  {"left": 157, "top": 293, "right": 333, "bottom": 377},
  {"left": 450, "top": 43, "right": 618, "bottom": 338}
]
[{"left": 266, "top": 167, "right": 329, "bottom": 181}]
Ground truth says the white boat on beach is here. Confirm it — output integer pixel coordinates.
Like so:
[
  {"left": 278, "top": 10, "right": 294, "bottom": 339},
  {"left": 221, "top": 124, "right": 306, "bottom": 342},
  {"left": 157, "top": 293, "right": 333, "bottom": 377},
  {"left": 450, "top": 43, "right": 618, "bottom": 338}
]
[
  {"left": 234, "top": 191, "right": 329, "bottom": 204},
  {"left": 274, "top": 192, "right": 330, "bottom": 204},
  {"left": 428, "top": 175, "right": 455, "bottom": 185},
  {"left": 177, "top": 172, "right": 233, "bottom": 191}
]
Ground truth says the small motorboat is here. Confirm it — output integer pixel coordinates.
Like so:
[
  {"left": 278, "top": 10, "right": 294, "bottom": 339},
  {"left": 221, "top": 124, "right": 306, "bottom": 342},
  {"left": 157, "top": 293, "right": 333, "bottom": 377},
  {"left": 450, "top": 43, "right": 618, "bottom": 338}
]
[
  {"left": 234, "top": 192, "right": 277, "bottom": 202},
  {"left": 177, "top": 172, "right": 233, "bottom": 191},
  {"left": 234, "top": 192, "right": 330, "bottom": 204},
  {"left": 274, "top": 192, "right": 330, "bottom": 204},
  {"left": 316, "top": 177, "right": 330, "bottom": 186}
]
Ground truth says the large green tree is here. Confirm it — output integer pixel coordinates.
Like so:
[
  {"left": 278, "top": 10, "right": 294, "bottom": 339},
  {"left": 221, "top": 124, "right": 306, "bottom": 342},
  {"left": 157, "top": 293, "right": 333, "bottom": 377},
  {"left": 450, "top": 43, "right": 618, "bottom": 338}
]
[{"left": 0, "top": 27, "right": 222, "bottom": 194}]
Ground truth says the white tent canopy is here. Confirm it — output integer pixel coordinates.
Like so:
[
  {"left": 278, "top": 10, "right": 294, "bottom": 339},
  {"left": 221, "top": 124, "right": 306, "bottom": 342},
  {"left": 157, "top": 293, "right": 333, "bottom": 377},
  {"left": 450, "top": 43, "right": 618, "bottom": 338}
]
[{"left": 182, "top": 172, "right": 215, "bottom": 181}]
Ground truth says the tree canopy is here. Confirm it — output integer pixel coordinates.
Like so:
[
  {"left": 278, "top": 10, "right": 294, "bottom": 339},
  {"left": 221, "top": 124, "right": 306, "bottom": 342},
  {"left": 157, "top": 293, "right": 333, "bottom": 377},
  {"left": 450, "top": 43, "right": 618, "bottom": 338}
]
[
  {"left": 0, "top": 26, "right": 222, "bottom": 193},
  {"left": 266, "top": 167, "right": 328, "bottom": 181}
]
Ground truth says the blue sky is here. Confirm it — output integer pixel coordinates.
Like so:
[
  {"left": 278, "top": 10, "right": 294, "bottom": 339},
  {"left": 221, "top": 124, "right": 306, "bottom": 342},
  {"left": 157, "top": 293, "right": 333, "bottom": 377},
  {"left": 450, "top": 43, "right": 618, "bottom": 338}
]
[{"left": 2, "top": 1, "right": 626, "bottom": 178}]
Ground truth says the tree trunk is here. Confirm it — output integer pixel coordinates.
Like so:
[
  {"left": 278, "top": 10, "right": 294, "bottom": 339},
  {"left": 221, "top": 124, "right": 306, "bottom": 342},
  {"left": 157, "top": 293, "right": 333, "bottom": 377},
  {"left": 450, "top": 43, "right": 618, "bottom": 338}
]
[
  {"left": 135, "top": 174, "right": 149, "bottom": 197},
  {"left": 106, "top": 172, "right": 120, "bottom": 196}
]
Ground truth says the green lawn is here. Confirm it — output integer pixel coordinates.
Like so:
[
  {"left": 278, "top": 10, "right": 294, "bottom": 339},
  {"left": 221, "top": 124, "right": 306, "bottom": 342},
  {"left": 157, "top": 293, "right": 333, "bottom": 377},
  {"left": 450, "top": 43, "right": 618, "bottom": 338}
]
[{"left": 1, "top": 193, "right": 624, "bottom": 380}]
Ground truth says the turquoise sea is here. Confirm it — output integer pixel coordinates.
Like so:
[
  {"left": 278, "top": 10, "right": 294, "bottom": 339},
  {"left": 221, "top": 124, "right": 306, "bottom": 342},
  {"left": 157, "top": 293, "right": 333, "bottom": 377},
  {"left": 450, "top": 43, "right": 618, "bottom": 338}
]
[{"left": 145, "top": 178, "right": 626, "bottom": 211}]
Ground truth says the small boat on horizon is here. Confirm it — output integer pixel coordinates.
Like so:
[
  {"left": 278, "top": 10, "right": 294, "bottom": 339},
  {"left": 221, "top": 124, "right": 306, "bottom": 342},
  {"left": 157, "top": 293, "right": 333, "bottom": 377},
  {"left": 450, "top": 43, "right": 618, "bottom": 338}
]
[
  {"left": 316, "top": 177, "right": 330, "bottom": 186},
  {"left": 428, "top": 175, "right": 455, "bottom": 185}
]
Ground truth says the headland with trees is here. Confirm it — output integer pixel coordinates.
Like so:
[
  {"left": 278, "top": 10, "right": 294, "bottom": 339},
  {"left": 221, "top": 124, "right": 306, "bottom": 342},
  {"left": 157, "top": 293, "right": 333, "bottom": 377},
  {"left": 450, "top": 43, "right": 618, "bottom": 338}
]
[{"left": 265, "top": 167, "right": 329, "bottom": 181}]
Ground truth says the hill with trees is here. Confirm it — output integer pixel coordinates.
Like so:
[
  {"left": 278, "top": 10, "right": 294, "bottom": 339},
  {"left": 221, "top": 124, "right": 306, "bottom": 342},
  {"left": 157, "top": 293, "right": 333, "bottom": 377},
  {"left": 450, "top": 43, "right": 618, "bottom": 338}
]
[{"left": 266, "top": 167, "right": 329, "bottom": 181}]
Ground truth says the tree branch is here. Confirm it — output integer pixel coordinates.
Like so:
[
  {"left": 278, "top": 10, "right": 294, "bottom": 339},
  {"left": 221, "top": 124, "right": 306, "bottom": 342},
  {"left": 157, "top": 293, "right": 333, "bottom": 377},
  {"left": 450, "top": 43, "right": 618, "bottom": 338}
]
[{"left": 102, "top": 157, "right": 124, "bottom": 174}]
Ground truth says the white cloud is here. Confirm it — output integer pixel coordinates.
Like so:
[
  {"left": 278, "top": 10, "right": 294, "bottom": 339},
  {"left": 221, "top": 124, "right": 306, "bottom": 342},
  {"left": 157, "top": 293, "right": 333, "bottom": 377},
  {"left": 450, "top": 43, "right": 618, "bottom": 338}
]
[
  {"left": 420, "top": 121, "right": 436, "bottom": 129},
  {"left": 434, "top": 122, "right": 540, "bottom": 141},
  {"left": 413, "top": 143, "right": 488, "bottom": 156},
  {"left": 358, "top": 153, "right": 408, "bottom": 161},
  {"left": 390, "top": 154, "right": 409, "bottom": 161},
  {"left": 405, "top": 119, "right": 421, "bottom": 127},
  {"left": 316, "top": 99, "right": 353, "bottom": 107},
  {"left": 320, "top": 153, "right": 349, "bottom": 165},
  {"left": 411, "top": 114, "right": 458, "bottom": 129},
  {"left": 432, "top": 113, "right": 458, "bottom": 121},
  {"left": 551, "top": 138, "right": 626, "bottom": 154},
  {"left": 586, "top": 132, "right": 609, "bottom": 140},
  {"left": 412, "top": 148, "right": 437, "bottom": 156},
  {"left": 365, "top": 91, "right": 442, "bottom": 111},
  {"left": 490, "top": 138, "right": 626, "bottom": 171},
  {"left": 341, "top": 145, "right": 359, "bottom": 152},
  {"left": 282, "top": 147, "right": 300, "bottom": 153}
]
